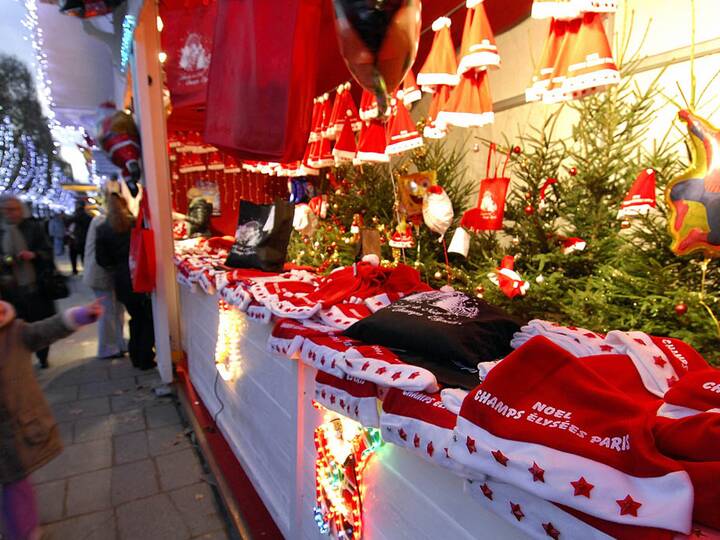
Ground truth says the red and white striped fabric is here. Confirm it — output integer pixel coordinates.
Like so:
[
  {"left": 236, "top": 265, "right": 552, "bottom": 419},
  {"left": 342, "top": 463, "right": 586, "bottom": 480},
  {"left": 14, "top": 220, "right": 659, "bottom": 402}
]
[
  {"left": 449, "top": 336, "right": 693, "bottom": 534},
  {"left": 267, "top": 317, "right": 338, "bottom": 359},
  {"left": 342, "top": 345, "right": 438, "bottom": 392},
  {"left": 300, "top": 334, "right": 361, "bottom": 378},
  {"left": 314, "top": 370, "right": 380, "bottom": 427},
  {"left": 246, "top": 303, "right": 272, "bottom": 324},
  {"left": 317, "top": 302, "right": 372, "bottom": 330},
  {"left": 381, "top": 388, "right": 477, "bottom": 476}
]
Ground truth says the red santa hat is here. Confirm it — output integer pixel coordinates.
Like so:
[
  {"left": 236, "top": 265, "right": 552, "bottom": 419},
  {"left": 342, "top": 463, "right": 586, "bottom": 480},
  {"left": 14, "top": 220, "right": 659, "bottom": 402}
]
[
  {"left": 267, "top": 317, "right": 339, "bottom": 359},
  {"left": 314, "top": 370, "right": 380, "bottom": 427},
  {"left": 246, "top": 303, "right": 272, "bottom": 324},
  {"left": 355, "top": 118, "right": 389, "bottom": 163},
  {"left": 318, "top": 302, "right": 372, "bottom": 330},
  {"left": 526, "top": 19, "right": 569, "bottom": 102},
  {"left": 488, "top": 255, "right": 529, "bottom": 298},
  {"left": 300, "top": 334, "right": 361, "bottom": 378},
  {"left": 437, "top": 70, "right": 495, "bottom": 128},
  {"left": 339, "top": 83, "right": 362, "bottom": 131},
  {"left": 458, "top": 0, "right": 501, "bottom": 75},
  {"left": 423, "top": 85, "right": 452, "bottom": 139},
  {"left": 561, "top": 236, "right": 587, "bottom": 254},
  {"left": 223, "top": 154, "right": 241, "bottom": 173},
  {"left": 342, "top": 344, "right": 439, "bottom": 392},
  {"left": 206, "top": 151, "right": 224, "bottom": 171},
  {"left": 656, "top": 369, "right": 720, "bottom": 419},
  {"left": 618, "top": 169, "right": 657, "bottom": 219},
  {"left": 381, "top": 388, "right": 478, "bottom": 476},
  {"left": 450, "top": 336, "right": 694, "bottom": 534},
  {"left": 332, "top": 119, "right": 357, "bottom": 164},
  {"left": 386, "top": 96, "right": 424, "bottom": 155},
  {"left": 401, "top": 70, "right": 422, "bottom": 107},
  {"left": 325, "top": 84, "right": 345, "bottom": 140},
  {"left": 531, "top": 0, "right": 583, "bottom": 19},
  {"left": 359, "top": 89, "right": 379, "bottom": 121},
  {"left": 417, "top": 17, "right": 460, "bottom": 91}
]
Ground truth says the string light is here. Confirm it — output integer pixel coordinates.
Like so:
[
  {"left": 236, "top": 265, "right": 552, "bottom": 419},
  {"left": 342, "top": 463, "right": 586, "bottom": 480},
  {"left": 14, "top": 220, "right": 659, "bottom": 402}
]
[
  {"left": 120, "top": 14, "right": 137, "bottom": 72},
  {"left": 215, "top": 300, "right": 247, "bottom": 381}
]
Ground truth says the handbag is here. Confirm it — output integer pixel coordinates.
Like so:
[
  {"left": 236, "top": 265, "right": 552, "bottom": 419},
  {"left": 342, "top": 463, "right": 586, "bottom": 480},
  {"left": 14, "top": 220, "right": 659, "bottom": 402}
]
[
  {"left": 460, "top": 143, "right": 511, "bottom": 232},
  {"left": 129, "top": 195, "right": 156, "bottom": 293}
]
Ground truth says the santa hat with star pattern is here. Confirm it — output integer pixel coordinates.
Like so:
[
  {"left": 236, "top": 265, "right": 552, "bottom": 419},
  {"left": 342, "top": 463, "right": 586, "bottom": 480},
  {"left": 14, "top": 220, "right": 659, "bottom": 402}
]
[
  {"left": 300, "top": 334, "right": 362, "bottom": 378},
  {"left": 342, "top": 344, "right": 439, "bottom": 392},
  {"left": 449, "top": 336, "right": 694, "bottom": 534},
  {"left": 314, "top": 370, "right": 380, "bottom": 427}
]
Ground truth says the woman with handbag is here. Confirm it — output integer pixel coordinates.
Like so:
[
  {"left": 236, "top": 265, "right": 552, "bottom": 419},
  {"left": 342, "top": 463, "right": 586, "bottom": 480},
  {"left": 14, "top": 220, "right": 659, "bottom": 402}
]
[
  {"left": 95, "top": 194, "right": 156, "bottom": 370},
  {"left": 0, "top": 195, "right": 59, "bottom": 369}
]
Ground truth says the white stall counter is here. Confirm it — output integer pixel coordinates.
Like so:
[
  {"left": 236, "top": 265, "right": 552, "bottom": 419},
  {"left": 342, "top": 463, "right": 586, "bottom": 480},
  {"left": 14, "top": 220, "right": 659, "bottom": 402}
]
[{"left": 179, "top": 286, "right": 524, "bottom": 539}]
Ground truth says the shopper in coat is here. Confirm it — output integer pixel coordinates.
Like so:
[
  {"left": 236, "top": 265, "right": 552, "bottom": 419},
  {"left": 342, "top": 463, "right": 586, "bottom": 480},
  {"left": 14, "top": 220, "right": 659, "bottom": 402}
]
[
  {"left": 67, "top": 202, "right": 91, "bottom": 275},
  {"left": 95, "top": 194, "right": 156, "bottom": 370},
  {"left": 83, "top": 212, "right": 126, "bottom": 359},
  {"left": 0, "top": 299, "right": 102, "bottom": 540},
  {"left": 47, "top": 212, "right": 66, "bottom": 257},
  {"left": 0, "top": 195, "right": 57, "bottom": 368}
]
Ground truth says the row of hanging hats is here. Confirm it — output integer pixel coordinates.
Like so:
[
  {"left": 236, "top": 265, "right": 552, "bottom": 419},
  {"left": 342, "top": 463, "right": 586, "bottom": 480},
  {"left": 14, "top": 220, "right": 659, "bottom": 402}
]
[{"left": 526, "top": 0, "right": 620, "bottom": 103}]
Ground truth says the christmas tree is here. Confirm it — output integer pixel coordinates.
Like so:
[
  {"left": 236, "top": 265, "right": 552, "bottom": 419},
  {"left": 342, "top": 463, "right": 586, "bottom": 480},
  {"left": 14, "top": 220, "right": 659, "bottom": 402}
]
[{"left": 287, "top": 66, "right": 720, "bottom": 363}]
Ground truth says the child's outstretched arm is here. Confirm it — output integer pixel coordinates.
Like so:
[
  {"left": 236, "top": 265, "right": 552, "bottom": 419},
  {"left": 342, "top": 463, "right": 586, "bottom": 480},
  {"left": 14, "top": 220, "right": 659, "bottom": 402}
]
[{"left": 20, "top": 300, "right": 103, "bottom": 353}]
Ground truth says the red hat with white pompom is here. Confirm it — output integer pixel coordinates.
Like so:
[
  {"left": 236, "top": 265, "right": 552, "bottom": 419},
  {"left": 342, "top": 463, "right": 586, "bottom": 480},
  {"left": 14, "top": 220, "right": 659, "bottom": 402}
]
[
  {"left": 417, "top": 17, "right": 460, "bottom": 91},
  {"left": 458, "top": 0, "right": 500, "bottom": 74},
  {"left": 488, "top": 255, "right": 529, "bottom": 298}
]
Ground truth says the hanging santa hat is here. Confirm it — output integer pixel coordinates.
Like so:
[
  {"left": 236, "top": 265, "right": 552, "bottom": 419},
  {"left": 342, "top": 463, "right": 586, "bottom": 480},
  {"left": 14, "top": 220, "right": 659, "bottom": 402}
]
[
  {"left": 401, "top": 70, "right": 422, "bottom": 107},
  {"left": 386, "top": 96, "right": 424, "bottom": 155},
  {"left": 332, "top": 118, "right": 357, "bottom": 164},
  {"left": 223, "top": 154, "right": 241, "bottom": 173},
  {"left": 526, "top": 19, "right": 569, "bottom": 102},
  {"left": 561, "top": 236, "right": 587, "bottom": 254},
  {"left": 423, "top": 185, "right": 454, "bottom": 240},
  {"left": 314, "top": 95, "right": 335, "bottom": 168},
  {"left": 206, "top": 151, "right": 224, "bottom": 171},
  {"left": 325, "top": 84, "right": 345, "bottom": 140},
  {"left": 560, "top": 12, "right": 620, "bottom": 99},
  {"left": 417, "top": 17, "right": 460, "bottom": 92},
  {"left": 532, "top": 0, "right": 618, "bottom": 19},
  {"left": 359, "top": 88, "right": 379, "bottom": 121},
  {"left": 423, "top": 85, "right": 452, "bottom": 139},
  {"left": 488, "top": 255, "right": 529, "bottom": 298},
  {"left": 617, "top": 169, "right": 657, "bottom": 219},
  {"left": 355, "top": 118, "right": 389, "bottom": 163},
  {"left": 458, "top": 0, "right": 501, "bottom": 75},
  {"left": 437, "top": 70, "right": 495, "bottom": 128}
]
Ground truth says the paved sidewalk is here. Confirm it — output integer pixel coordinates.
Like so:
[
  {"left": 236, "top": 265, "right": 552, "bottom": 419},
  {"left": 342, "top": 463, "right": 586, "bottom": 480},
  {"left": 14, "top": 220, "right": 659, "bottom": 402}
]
[{"left": 24, "top": 263, "right": 232, "bottom": 540}]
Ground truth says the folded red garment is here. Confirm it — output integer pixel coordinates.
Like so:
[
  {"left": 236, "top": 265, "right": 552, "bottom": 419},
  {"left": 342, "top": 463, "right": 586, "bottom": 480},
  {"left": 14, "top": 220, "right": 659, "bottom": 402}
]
[{"left": 314, "top": 370, "right": 379, "bottom": 427}]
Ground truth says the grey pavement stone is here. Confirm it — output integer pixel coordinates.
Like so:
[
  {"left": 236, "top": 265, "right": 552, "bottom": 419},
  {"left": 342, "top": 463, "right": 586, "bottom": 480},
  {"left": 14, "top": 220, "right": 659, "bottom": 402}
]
[
  {"left": 78, "top": 377, "right": 137, "bottom": 399},
  {"left": 35, "top": 479, "right": 66, "bottom": 524},
  {"left": 56, "top": 421, "right": 74, "bottom": 444},
  {"left": 111, "top": 409, "right": 146, "bottom": 435},
  {"left": 147, "top": 425, "right": 190, "bottom": 456},
  {"left": 66, "top": 468, "right": 112, "bottom": 517},
  {"left": 117, "top": 493, "right": 191, "bottom": 540},
  {"left": 33, "top": 439, "right": 112, "bottom": 483},
  {"left": 74, "top": 416, "right": 113, "bottom": 443},
  {"left": 52, "top": 396, "right": 110, "bottom": 422},
  {"left": 193, "top": 530, "right": 229, "bottom": 540},
  {"left": 146, "top": 403, "right": 181, "bottom": 428},
  {"left": 114, "top": 431, "right": 149, "bottom": 464},
  {"left": 157, "top": 448, "right": 203, "bottom": 491},
  {"left": 43, "top": 509, "right": 116, "bottom": 540},
  {"left": 111, "top": 459, "right": 159, "bottom": 505},
  {"left": 45, "top": 385, "right": 78, "bottom": 405},
  {"left": 111, "top": 389, "right": 160, "bottom": 412},
  {"left": 109, "top": 360, "right": 144, "bottom": 380},
  {"left": 49, "top": 365, "right": 110, "bottom": 388},
  {"left": 170, "top": 483, "right": 224, "bottom": 537},
  {"left": 136, "top": 372, "right": 162, "bottom": 387}
]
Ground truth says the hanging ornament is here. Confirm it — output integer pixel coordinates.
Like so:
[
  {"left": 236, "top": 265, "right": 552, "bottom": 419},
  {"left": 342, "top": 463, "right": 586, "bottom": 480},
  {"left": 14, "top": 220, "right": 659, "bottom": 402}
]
[
  {"left": 674, "top": 302, "right": 688, "bottom": 316},
  {"left": 513, "top": 145, "right": 522, "bottom": 154},
  {"left": 535, "top": 274, "right": 545, "bottom": 284},
  {"left": 475, "top": 284, "right": 485, "bottom": 295},
  {"left": 524, "top": 204, "right": 535, "bottom": 215},
  {"left": 666, "top": 110, "right": 720, "bottom": 257},
  {"left": 561, "top": 236, "right": 586, "bottom": 254},
  {"left": 568, "top": 166, "right": 577, "bottom": 176},
  {"left": 423, "top": 185, "right": 454, "bottom": 240},
  {"left": 620, "top": 220, "right": 631, "bottom": 230},
  {"left": 434, "top": 270, "right": 443, "bottom": 280},
  {"left": 448, "top": 227, "right": 471, "bottom": 257},
  {"left": 472, "top": 143, "right": 480, "bottom": 153},
  {"left": 488, "top": 255, "right": 529, "bottom": 298},
  {"left": 389, "top": 218, "right": 415, "bottom": 249},
  {"left": 332, "top": 0, "right": 422, "bottom": 118},
  {"left": 618, "top": 169, "right": 657, "bottom": 219},
  {"left": 461, "top": 143, "right": 511, "bottom": 232},
  {"left": 398, "top": 171, "right": 437, "bottom": 224}
]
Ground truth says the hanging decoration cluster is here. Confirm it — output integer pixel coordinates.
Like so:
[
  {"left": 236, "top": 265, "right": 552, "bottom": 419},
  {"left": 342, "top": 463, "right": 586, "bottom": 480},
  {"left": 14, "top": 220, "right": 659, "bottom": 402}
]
[{"left": 313, "top": 410, "right": 383, "bottom": 540}]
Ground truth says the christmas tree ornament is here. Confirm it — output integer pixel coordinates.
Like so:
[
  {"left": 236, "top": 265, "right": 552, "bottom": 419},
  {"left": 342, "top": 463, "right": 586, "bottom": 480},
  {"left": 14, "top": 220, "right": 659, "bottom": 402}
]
[
  {"left": 423, "top": 185, "right": 454, "bottom": 240},
  {"left": 535, "top": 274, "right": 545, "bottom": 284},
  {"left": 513, "top": 145, "right": 522, "bottom": 154},
  {"left": 401, "top": 70, "right": 422, "bottom": 107},
  {"left": 472, "top": 143, "right": 480, "bottom": 152},
  {"left": 386, "top": 96, "right": 424, "bottom": 155},
  {"left": 568, "top": 166, "right": 578, "bottom": 176},
  {"left": 457, "top": 0, "right": 501, "bottom": 75},
  {"left": 417, "top": 17, "right": 460, "bottom": 91},
  {"left": 675, "top": 302, "right": 688, "bottom": 316},
  {"left": 434, "top": 270, "right": 443, "bottom": 280},
  {"left": 488, "top": 255, "right": 529, "bottom": 298},
  {"left": 448, "top": 227, "right": 471, "bottom": 257},
  {"left": 355, "top": 118, "right": 389, "bottom": 163},
  {"left": 389, "top": 218, "right": 415, "bottom": 249},
  {"left": 666, "top": 110, "right": 720, "bottom": 257},
  {"left": 475, "top": 284, "right": 485, "bottom": 294},
  {"left": 331, "top": 0, "right": 422, "bottom": 118},
  {"left": 620, "top": 219, "right": 631, "bottom": 230},
  {"left": 524, "top": 204, "right": 535, "bottom": 215},
  {"left": 398, "top": 171, "right": 437, "bottom": 223},
  {"left": 561, "top": 236, "right": 586, "bottom": 254},
  {"left": 618, "top": 169, "right": 657, "bottom": 219},
  {"left": 461, "top": 144, "right": 511, "bottom": 231},
  {"left": 437, "top": 70, "right": 495, "bottom": 128}
]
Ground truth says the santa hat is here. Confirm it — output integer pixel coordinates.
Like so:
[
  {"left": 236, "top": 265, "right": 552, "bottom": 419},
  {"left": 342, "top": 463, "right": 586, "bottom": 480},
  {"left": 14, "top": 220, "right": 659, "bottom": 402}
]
[
  {"left": 561, "top": 237, "right": 586, "bottom": 254},
  {"left": 381, "top": 388, "right": 477, "bottom": 475},
  {"left": 389, "top": 222, "right": 415, "bottom": 249},
  {"left": 423, "top": 85, "right": 452, "bottom": 139},
  {"left": 340, "top": 83, "right": 363, "bottom": 131},
  {"left": 223, "top": 154, "right": 241, "bottom": 173},
  {"left": 300, "top": 334, "right": 361, "bottom": 378},
  {"left": 342, "top": 345, "right": 439, "bottom": 392},
  {"left": 386, "top": 96, "right": 424, "bottom": 155},
  {"left": 267, "top": 317, "right": 338, "bottom": 359},
  {"left": 437, "top": 70, "right": 495, "bottom": 128},
  {"left": 325, "top": 85, "right": 345, "bottom": 140},
  {"left": 526, "top": 19, "right": 569, "bottom": 102},
  {"left": 488, "top": 256, "right": 529, "bottom": 298},
  {"left": 359, "top": 89, "right": 379, "bottom": 121},
  {"left": 531, "top": 0, "right": 583, "bottom": 19},
  {"left": 656, "top": 369, "right": 720, "bottom": 419},
  {"left": 401, "top": 70, "right": 422, "bottom": 107},
  {"left": 458, "top": 0, "right": 501, "bottom": 75},
  {"left": 417, "top": 17, "right": 460, "bottom": 91},
  {"left": 332, "top": 119, "right": 357, "bottom": 163},
  {"left": 246, "top": 303, "right": 272, "bottom": 324},
  {"left": 318, "top": 302, "right": 372, "bottom": 330},
  {"left": 355, "top": 118, "right": 389, "bottom": 163},
  {"left": 314, "top": 370, "right": 380, "bottom": 427},
  {"left": 618, "top": 169, "right": 657, "bottom": 219},
  {"left": 449, "top": 336, "right": 694, "bottom": 534},
  {"left": 559, "top": 12, "right": 620, "bottom": 99},
  {"left": 206, "top": 151, "right": 224, "bottom": 171}
]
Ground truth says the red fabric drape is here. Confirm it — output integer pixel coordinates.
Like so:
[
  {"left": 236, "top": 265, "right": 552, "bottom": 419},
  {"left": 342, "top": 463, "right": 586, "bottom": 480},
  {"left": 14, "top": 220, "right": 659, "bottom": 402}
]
[{"left": 204, "top": 0, "right": 323, "bottom": 162}]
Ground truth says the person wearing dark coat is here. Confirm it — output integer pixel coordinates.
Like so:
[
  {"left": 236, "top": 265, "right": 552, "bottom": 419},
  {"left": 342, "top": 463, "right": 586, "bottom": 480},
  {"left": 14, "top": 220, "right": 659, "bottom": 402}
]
[
  {"left": 0, "top": 195, "right": 57, "bottom": 368},
  {"left": 95, "top": 194, "right": 156, "bottom": 370},
  {"left": 67, "top": 202, "right": 92, "bottom": 275}
]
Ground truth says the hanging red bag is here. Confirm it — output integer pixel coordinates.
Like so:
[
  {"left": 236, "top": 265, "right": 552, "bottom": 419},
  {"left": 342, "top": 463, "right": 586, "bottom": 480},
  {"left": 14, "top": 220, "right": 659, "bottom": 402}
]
[
  {"left": 461, "top": 143, "right": 511, "bottom": 232},
  {"left": 129, "top": 195, "right": 156, "bottom": 293}
]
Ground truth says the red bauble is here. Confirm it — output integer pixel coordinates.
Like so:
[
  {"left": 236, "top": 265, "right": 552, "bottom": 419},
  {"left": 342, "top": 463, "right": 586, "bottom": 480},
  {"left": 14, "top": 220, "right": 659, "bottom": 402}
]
[
  {"left": 513, "top": 145, "right": 522, "bottom": 154},
  {"left": 524, "top": 205, "right": 534, "bottom": 215},
  {"left": 674, "top": 302, "right": 688, "bottom": 316},
  {"left": 569, "top": 166, "right": 577, "bottom": 176}
]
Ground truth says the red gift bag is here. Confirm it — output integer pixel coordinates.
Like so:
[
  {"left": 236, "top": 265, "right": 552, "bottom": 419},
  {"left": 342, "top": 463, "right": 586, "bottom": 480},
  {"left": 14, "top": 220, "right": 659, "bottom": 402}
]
[
  {"left": 461, "top": 143, "right": 511, "bottom": 232},
  {"left": 129, "top": 195, "right": 156, "bottom": 293}
]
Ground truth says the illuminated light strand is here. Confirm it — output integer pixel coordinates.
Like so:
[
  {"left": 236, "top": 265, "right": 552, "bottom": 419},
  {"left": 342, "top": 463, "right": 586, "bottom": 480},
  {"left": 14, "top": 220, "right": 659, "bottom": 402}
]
[
  {"left": 214, "top": 300, "right": 247, "bottom": 381},
  {"left": 120, "top": 15, "right": 137, "bottom": 72}
]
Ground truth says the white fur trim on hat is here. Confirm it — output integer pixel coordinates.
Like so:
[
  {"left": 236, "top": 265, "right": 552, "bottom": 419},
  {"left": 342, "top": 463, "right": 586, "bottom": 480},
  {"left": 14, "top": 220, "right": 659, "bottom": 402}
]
[
  {"left": 314, "top": 380, "right": 380, "bottom": 427},
  {"left": 432, "top": 16, "right": 452, "bottom": 31},
  {"left": 466, "top": 0, "right": 484, "bottom": 7}
]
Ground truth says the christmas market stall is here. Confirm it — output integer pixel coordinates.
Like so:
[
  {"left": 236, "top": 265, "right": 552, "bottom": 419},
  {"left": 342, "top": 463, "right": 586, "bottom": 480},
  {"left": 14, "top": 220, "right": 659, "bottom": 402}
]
[{"left": 117, "top": 0, "right": 720, "bottom": 538}]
